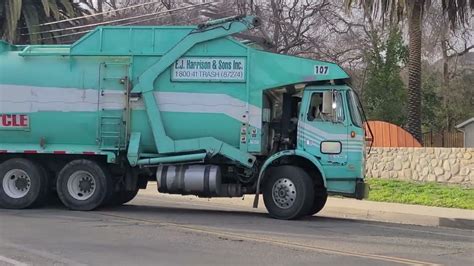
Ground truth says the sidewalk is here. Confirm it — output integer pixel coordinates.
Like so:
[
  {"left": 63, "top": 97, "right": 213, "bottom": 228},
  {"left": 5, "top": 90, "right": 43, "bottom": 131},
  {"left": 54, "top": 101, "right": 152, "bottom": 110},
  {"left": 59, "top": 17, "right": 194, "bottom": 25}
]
[{"left": 141, "top": 183, "right": 474, "bottom": 230}]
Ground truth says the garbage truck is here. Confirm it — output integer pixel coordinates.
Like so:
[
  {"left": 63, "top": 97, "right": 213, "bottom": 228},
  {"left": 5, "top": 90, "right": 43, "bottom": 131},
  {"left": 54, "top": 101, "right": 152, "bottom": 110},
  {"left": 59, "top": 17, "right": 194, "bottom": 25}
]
[{"left": 0, "top": 16, "right": 368, "bottom": 219}]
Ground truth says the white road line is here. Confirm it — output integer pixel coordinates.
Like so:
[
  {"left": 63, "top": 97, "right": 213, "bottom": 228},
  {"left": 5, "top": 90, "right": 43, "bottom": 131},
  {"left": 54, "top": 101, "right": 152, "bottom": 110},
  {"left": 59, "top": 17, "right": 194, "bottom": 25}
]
[
  {"left": 0, "top": 255, "right": 28, "bottom": 266},
  {"left": 1, "top": 243, "right": 87, "bottom": 266}
]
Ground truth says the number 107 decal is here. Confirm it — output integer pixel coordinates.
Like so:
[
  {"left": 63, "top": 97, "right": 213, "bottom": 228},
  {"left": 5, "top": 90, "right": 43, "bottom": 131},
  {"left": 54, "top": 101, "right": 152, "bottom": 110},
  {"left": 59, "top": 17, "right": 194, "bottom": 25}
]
[{"left": 314, "top": 65, "right": 329, "bottom": 75}]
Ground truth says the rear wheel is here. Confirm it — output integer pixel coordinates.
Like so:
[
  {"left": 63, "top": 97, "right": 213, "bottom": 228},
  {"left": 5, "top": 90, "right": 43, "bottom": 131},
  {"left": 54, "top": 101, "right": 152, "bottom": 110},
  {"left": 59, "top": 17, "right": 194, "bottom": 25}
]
[
  {"left": 106, "top": 173, "right": 140, "bottom": 206},
  {"left": 110, "top": 188, "right": 139, "bottom": 206},
  {"left": 57, "top": 159, "right": 111, "bottom": 211},
  {"left": 263, "top": 166, "right": 314, "bottom": 220},
  {"left": 0, "top": 158, "right": 49, "bottom": 209}
]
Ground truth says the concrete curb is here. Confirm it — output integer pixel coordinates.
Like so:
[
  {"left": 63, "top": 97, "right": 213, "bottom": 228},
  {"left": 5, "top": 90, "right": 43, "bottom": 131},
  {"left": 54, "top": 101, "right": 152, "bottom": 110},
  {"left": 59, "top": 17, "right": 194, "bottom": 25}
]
[
  {"left": 140, "top": 184, "right": 474, "bottom": 230},
  {"left": 321, "top": 205, "right": 474, "bottom": 230}
]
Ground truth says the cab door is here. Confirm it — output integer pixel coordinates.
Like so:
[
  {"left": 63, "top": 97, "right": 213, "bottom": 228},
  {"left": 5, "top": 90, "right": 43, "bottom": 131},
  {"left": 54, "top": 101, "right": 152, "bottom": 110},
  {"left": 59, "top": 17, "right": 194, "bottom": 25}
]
[{"left": 299, "top": 89, "right": 348, "bottom": 165}]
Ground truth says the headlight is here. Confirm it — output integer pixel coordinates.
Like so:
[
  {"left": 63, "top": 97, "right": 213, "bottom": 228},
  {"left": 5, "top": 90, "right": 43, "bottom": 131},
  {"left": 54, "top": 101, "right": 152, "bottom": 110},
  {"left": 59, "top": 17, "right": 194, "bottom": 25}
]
[{"left": 320, "top": 141, "right": 341, "bottom": 154}]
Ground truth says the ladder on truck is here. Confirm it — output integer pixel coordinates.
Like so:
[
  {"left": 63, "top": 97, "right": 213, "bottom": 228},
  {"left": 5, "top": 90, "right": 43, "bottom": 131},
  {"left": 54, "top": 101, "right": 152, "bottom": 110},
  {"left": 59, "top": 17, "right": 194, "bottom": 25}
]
[
  {"left": 99, "top": 114, "right": 123, "bottom": 150},
  {"left": 97, "top": 62, "right": 130, "bottom": 151}
]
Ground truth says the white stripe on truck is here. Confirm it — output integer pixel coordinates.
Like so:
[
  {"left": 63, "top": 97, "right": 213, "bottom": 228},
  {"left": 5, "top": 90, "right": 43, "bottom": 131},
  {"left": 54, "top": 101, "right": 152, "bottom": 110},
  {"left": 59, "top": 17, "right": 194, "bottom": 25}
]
[{"left": 0, "top": 84, "right": 262, "bottom": 129}]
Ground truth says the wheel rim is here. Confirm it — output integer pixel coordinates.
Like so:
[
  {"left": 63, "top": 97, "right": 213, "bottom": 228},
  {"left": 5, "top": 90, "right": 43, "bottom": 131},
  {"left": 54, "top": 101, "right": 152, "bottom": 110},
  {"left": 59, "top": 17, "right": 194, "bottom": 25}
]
[
  {"left": 67, "top": 170, "right": 96, "bottom": 201},
  {"left": 272, "top": 178, "right": 296, "bottom": 209},
  {"left": 2, "top": 169, "right": 31, "bottom": 199}
]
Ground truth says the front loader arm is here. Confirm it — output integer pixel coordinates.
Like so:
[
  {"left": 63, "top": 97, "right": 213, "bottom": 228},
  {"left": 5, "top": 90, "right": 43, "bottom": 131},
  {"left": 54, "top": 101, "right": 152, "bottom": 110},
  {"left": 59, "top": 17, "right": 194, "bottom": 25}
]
[{"left": 129, "top": 16, "right": 260, "bottom": 168}]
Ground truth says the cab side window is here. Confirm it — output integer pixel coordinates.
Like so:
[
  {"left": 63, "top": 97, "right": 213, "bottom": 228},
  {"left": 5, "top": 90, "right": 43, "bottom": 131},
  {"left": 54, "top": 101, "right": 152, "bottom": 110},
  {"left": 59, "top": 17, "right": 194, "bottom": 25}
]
[{"left": 307, "top": 92, "right": 344, "bottom": 122}]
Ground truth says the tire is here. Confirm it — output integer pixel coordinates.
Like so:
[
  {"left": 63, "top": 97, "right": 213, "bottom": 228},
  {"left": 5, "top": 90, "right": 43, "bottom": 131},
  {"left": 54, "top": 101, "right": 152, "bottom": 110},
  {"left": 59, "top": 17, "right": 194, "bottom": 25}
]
[
  {"left": 31, "top": 163, "right": 51, "bottom": 207},
  {"left": 263, "top": 166, "right": 314, "bottom": 220},
  {"left": 0, "top": 158, "right": 49, "bottom": 209},
  {"left": 110, "top": 188, "right": 139, "bottom": 206},
  {"left": 57, "top": 159, "right": 111, "bottom": 211},
  {"left": 307, "top": 187, "right": 328, "bottom": 216},
  {"left": 105, "top": 173, "right": 139, "bottom": 206}
]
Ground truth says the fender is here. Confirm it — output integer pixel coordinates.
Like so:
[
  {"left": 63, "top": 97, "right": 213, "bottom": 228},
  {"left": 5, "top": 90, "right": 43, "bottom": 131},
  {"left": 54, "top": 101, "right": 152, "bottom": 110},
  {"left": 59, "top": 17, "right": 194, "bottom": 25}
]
[{"left": 252, "top": 149, "right": 326, "bottom": 208}]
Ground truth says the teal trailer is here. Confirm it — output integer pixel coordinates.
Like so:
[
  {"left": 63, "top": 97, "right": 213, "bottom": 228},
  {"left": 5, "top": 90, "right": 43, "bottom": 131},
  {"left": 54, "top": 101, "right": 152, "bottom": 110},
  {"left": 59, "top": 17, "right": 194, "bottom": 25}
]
[{"left": 0, "top": 16, "right": 368, "bottom": 219}]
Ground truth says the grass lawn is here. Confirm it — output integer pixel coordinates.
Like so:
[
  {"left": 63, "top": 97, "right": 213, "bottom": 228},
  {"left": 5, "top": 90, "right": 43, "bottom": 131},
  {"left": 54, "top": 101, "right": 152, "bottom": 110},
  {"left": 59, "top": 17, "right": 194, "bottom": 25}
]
[{"left": 366, "top": 178, "right": 474, "bottom": 210}]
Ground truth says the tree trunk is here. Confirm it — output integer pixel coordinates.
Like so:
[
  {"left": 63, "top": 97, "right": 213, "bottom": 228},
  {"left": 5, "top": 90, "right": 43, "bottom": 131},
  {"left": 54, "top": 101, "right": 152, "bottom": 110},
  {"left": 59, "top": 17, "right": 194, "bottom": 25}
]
[
  {"left": 407, "top": 1, "right": 423, "bottom": 145},
  {"left": 440, "top": 23, "right": 450, "bottom": 131},
  {"left": 269, "top": 0, "right": 281, "bottom": 53}
]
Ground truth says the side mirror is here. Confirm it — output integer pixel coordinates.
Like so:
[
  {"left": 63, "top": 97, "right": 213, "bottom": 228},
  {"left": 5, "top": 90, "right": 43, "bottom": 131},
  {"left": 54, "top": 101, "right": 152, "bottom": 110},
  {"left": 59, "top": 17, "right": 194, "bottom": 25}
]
[{"left": 321, "top": 91, "right": 333, "bottom": 114}]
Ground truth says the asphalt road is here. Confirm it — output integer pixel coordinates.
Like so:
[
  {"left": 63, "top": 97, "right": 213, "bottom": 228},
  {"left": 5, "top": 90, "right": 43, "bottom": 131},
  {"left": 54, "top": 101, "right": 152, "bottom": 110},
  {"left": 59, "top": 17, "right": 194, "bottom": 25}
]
[{"left": 1, "top": 189, "right": 473, "bottom": 266}]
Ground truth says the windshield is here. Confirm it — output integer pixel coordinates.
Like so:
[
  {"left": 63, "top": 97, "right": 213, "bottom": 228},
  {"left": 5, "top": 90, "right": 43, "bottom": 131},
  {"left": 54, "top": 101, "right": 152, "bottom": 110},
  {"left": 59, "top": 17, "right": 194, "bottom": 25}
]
[{"left": 347, "top": 90, "right": 363, "bottom": 127}]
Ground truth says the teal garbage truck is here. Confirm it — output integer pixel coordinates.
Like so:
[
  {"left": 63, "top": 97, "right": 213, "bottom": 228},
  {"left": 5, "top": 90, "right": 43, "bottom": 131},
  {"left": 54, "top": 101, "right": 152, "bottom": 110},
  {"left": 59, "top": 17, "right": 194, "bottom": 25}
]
[{"left": 0, "top": 16, "right": 368, "bottom": 219}]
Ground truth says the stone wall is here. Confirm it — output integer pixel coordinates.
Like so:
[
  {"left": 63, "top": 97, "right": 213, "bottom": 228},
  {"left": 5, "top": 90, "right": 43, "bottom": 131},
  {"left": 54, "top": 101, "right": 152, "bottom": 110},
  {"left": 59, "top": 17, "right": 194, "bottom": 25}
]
[{"left": 366, "top": 147, "right": 474, "bottom": 186}]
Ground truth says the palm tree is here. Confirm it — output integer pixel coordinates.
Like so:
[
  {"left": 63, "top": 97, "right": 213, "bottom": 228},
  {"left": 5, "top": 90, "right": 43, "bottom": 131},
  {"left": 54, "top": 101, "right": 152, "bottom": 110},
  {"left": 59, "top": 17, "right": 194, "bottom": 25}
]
[
  {"left": 0, "top": 0, "right": 83, "bottom": 44},
  {"left": 344, "top": 0, "right": 473, "bottom": 144}
]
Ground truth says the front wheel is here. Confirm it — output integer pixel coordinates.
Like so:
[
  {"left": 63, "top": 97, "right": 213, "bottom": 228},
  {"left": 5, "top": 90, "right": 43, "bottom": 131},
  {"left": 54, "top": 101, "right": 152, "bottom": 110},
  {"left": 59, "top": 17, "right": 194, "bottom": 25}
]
[
  {"left": 307, "top": 188, "right": 328, "bottom": 216},
  {"left": 263, "top": 166, "right": 314, "bottom": 220}
]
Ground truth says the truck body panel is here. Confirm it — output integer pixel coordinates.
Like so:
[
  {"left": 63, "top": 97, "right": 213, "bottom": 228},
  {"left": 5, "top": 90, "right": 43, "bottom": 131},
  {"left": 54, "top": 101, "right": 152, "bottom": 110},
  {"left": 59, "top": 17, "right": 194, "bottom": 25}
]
[{"left": 1, "top": 24, "right": 348, "bottom": 154}]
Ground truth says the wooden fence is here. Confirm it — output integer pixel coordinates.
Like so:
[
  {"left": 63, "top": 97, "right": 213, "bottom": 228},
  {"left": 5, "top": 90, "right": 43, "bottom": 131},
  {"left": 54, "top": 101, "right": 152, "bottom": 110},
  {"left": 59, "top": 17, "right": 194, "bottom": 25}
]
[
  {"left": 365, "top": 121, "right": 421, "bottom": 147},
  {"left": 365, "top": 121, "right": 464, "bottom": 147},
  {"left": 422, "top": 131, "right": 464, "bottom": 147}
]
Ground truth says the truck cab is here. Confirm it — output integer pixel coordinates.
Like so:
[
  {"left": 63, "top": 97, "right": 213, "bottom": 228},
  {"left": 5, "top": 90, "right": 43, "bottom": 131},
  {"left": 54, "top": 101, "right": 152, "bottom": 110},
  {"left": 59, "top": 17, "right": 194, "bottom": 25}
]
[
  {"left": 298, "top": 85, "right": 366, "bottom": 196},
  {"left": 256, "top": 84, "right": 367, "bottom": 214}
]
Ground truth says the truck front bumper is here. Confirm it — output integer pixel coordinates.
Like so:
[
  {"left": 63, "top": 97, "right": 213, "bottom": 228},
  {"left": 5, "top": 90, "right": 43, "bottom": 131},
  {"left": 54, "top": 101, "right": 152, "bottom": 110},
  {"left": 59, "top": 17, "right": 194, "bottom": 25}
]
[{"left": 355, "top": 179, "right": 369, "bottom": 200}]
